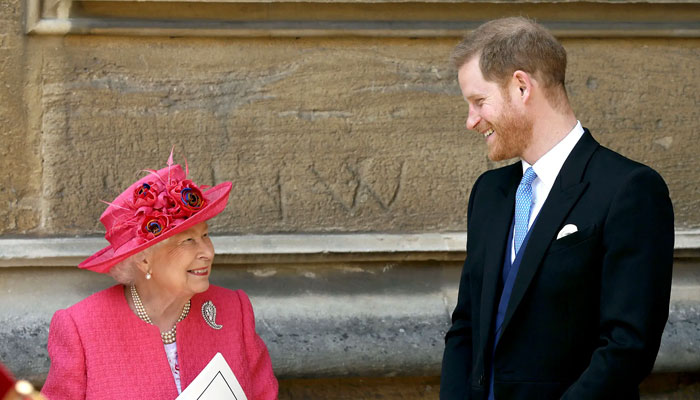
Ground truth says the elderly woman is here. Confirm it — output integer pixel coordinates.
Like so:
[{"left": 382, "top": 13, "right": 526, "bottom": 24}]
[{"left": 41, "top": 154, "right": 278, "bottom": 399}]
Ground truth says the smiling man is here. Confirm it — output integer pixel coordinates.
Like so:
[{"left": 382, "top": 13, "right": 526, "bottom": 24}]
[{"left": 440, "top": 17, "right": 674, "bottom": 400}]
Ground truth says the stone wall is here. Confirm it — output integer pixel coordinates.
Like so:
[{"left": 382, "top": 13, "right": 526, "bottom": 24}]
[
  {"left": 2, "top": 3, "right": 699, "bottom": 236},
  {"left": 5, "top": 34, "right": 699, "bottom": 234}
]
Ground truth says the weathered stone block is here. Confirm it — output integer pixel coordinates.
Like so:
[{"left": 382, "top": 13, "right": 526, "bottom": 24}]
[
  {"left": 565, "top": 38, "right": 699, "bottom": 229},
  {"left": 0, "top": 0, "right": 41, "bottom": 235},
  {"left": 23, "top": 36, "right": 699, "bottom": 236},
  {"left": 34, "top": 37, "right": 477, "bottom": 235}
]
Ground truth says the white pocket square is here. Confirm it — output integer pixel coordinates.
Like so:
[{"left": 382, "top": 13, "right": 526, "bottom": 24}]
[{"left": 556, "top": 224, "right": 578, "bottom": 240}]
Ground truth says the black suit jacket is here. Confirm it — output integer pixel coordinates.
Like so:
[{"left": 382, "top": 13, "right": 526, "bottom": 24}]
[{"left": 440, "top": 130, "right": 674, "bottom": 399}]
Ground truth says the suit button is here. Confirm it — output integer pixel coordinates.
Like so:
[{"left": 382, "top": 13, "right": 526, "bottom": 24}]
[{"left": 478, "top": 374, "right": 485, "bottom": 386}]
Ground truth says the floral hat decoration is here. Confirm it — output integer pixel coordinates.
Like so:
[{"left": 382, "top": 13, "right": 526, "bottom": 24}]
[{"left": 79, "top": 150, "right": 232, "bottom": 273}]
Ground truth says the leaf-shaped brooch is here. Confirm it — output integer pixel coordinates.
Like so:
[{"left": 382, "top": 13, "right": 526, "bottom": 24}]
[{"left": 202, "top": 300, "right": 223, "bottom": 330}]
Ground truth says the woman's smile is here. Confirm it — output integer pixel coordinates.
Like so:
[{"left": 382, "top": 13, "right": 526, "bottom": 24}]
[{"left": 187, "top": 267, "right": 209, "bottom": 276}]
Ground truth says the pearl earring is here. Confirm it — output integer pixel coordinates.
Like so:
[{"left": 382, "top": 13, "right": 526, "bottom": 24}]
[{"left": 146, "top": 271, "right": 152, "bottom": 280}]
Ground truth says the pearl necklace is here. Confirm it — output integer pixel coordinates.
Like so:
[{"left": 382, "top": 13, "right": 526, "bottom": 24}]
[{"left": 130, "top": 285, "right": 191, "bottom": 344}]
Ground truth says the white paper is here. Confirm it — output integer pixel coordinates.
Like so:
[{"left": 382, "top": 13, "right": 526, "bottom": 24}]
[{"left": 176, "top": 353, "right": 248, "bottom": 400}]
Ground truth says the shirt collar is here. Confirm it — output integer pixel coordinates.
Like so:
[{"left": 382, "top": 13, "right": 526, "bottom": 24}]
[{"left": 521, "top": 121, "right": 585, "bottom": 185}]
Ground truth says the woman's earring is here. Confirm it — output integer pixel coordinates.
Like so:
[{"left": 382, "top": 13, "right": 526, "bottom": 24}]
[{"left": 146, "top": 271, "right": 152, "bottom": 280}]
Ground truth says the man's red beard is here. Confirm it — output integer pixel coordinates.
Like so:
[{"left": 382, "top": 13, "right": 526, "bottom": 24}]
[{"left": 480, "top": 98, "right": 534, "bottom": 161}]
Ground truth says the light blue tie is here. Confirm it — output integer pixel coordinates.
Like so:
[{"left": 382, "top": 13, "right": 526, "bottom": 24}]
[{"left": 514, "top": 167, "right": 537, "bottom": 256}]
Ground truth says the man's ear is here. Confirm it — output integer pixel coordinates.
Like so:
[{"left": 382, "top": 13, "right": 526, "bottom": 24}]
[{"left": 512, "top": 70, "right": 533, "bottom": 104}]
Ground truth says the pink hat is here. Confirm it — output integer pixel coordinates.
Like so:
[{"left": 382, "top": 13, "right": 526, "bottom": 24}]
[{"left": 79, "top": 153, "right": 232, "bottom": 273}]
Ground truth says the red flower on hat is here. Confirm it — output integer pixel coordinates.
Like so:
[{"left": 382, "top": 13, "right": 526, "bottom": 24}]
[
  {"left": 124, "top": 151, "right": 211, "bottom": 243},
  {"left": 168, "top": 180, "right": 207, "bottom": 216},
  {"left": 133, "top": 181, "right": 163, "bottom": 215},
  {"left": 129, "top": 175, "right": 208, "bottom": 242},
  {"left": 139, "top": 212, "right": 171, "bottom": 240},
  {"left": 133, "top": 181, "right": 160, "bottom": 209}
]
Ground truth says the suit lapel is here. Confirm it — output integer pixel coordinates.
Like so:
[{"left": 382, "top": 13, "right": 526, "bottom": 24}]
[
  {"left": 477, "top": 163, "right": 521, "bottom": 355},
  {"left": 498, "top": 130, "right": 599, "bottom": 340}
]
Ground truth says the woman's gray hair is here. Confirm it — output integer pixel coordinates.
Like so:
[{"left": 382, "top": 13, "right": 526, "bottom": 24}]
[
  {"left": 108, "top": 253, "right": 141, "bottom": 285},
  {"left": 108, "top": 239, "right": 168, "bottom": 285}
]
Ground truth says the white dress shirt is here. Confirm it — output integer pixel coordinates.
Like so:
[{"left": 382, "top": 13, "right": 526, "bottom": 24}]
[{"left": 511, "top": 121, "right": 585, "bottom": 262}]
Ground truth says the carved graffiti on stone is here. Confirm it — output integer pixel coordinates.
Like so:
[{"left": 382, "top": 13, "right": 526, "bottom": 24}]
[{"left": 311, "top": 158, "right": 406, "bottom": 213}]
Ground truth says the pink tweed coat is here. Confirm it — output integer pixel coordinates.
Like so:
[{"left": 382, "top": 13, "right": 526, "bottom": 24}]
[{"left": 42, "top": 285, "right": 278, "bottom": 399}]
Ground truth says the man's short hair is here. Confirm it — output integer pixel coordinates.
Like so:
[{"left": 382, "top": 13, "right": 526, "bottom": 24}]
[{"left": 451, "top": 17, "right": 568, "bottom": 106}]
